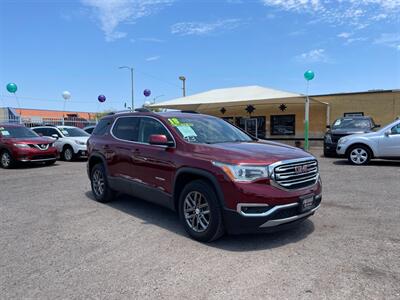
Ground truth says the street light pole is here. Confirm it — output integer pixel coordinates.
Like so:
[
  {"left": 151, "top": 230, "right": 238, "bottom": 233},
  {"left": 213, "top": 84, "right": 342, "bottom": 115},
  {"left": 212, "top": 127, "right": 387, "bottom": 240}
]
[
  {"left": 119, "top": 66, "right": 134, "bottom": 110},
  {"left": 179, "top": 76, "right": 186, "bottom": 97}
]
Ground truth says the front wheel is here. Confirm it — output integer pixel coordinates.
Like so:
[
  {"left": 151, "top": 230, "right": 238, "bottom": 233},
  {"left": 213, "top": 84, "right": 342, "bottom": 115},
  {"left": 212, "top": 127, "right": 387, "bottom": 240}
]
[
  {"left": 90, "top": 164, "right": 115, "bottom": 203},
  {"left": 347, "top": 145, "right": 371, "bottom": 165},
  {"left": 178, "top": 180, "right": 224, "bottom": 242},
  {"left": 0, "top": 150, "right": 15, "bottom": 169},
  {"left": 62, "top": 146, "right": 74, "bottom": 161}
]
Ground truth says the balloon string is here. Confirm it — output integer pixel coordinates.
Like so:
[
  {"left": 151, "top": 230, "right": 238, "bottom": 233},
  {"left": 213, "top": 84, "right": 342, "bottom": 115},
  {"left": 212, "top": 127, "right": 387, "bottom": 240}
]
[{"left": 14, "top": 93, "right": 22, "bottom": 119}]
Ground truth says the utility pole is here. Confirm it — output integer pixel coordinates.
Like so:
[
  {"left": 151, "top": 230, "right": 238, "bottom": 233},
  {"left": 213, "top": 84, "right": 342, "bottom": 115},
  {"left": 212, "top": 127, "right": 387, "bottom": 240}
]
[
  {"left": 119, "top": 66, "right": 134, "bottom": 110},
  {"left": 179, "top": 76, "right": 186, "bottom": 97}
]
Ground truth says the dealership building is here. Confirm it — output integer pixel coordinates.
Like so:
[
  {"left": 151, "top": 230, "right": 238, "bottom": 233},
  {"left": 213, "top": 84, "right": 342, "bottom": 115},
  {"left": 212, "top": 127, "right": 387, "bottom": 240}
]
[{"left": 151, "top": 86, "right": 400, "bottom": 145}]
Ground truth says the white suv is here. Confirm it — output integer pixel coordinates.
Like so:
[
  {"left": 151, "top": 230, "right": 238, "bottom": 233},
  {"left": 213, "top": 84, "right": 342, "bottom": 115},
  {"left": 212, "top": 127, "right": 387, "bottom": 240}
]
[
  {"left": 336, "top": 119, "right": 400, "bottom": 165},
  {"left": 32, "top": 126, "right": 90, "bottom": 161}
]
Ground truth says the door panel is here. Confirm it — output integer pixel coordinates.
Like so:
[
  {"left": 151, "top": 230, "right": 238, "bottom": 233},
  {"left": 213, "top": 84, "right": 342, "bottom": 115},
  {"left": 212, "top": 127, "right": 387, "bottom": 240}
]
[{"left": 379, "top": 124, "right": 400, "bottom": 157}]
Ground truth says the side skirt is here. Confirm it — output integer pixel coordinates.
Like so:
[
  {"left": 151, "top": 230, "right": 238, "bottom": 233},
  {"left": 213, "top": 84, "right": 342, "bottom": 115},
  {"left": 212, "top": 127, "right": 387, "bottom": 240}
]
[{"left": 108, "top": 176, "right": 175, "bottom": 211}]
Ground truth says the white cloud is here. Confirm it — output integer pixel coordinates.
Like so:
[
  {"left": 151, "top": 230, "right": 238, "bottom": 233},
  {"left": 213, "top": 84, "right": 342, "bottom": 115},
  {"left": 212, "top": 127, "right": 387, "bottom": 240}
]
[
  {"left": 139, "top": 37, "right": 165, "bottom": 43},
  {"left": 171, "top": 19, "right": 241, "bottom": 36},
  {"left": 82, "top": 0, "right": 174, "bottom": 42},
  {"left": 296, "top": 48, "right": 329, "bottom": 63},
  {"left": 374, "top": 33, "right": 400, "bottom": 49},
  {"left": 146, "top": 55, "right": 160, "bottom": 61},
  {"left": 261, "top": 0, "right": 400, "bottom": 28},
  {"left": 337, "top": 32, "right": 351, "bottom": 39}
]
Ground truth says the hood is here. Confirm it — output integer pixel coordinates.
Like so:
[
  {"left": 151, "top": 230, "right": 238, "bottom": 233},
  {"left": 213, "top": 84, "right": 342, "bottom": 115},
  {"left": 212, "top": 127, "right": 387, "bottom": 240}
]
[
  {"left": 328, "top": 128, "right": 372, "bottom": 135},
  {"left": 191, "top": 140, "right": 314, "bottom": 164},
  {"left": 7, "top": 136, "right": 54, "bottom": 144}
]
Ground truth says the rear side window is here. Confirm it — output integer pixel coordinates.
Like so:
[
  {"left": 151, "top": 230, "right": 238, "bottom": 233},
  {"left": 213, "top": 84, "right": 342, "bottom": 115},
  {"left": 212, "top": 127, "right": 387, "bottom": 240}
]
[
  {"left": 112, "top": 117, "right": 140, "bottom": 141},
  {"left": 32, "top": 128, "right": 49, "bottom": 136},
  {"left": 92, "top": 118, "right": 112, "bottom": 136}
]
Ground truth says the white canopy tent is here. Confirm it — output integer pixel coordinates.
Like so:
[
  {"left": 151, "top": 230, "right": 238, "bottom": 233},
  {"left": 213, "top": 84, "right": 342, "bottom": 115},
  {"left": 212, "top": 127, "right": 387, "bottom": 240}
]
[{"left": 150, "top": 85, "right": 330, "bottom": 127}]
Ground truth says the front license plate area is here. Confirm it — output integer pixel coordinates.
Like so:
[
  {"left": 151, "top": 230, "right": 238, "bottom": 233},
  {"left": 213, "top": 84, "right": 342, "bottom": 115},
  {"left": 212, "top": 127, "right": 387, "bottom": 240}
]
[{"left": 299, "top": 195, "right": 315, "bottom": 213}]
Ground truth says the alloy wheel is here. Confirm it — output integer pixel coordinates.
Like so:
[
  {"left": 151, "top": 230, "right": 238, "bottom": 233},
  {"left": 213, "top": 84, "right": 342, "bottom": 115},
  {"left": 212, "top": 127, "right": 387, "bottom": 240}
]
[
  {"left": 1, "top": 152, "right": 11, "bottom": 168},
  {"left": 64, "top": 148, "right": 73, "bottom": 161},
  {"left": 184, "top": 191, "right": 211, "bottom": 233},
  {"left": 92, "top": 169, "right": 105, "bottom": 197},
  {"left": 350, "top": 148, "right": 368, "bottom": 165}
]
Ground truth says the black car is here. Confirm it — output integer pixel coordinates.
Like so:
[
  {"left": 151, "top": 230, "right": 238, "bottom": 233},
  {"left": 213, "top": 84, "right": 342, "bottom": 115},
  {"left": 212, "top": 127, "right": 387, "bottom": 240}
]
[{"left": 324, "top": 116, "right": 380, "bottom": 157}]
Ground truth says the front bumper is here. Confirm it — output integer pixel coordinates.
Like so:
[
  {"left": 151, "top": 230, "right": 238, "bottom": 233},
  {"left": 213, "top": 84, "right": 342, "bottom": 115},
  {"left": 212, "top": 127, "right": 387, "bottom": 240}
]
[
  {"left": 222, "top": 194, "right": 321, "bottom": 234},
  {"left": 336, "top": 144, "right": 347, "bottom": 155},
  {"left": 12, "top": 147, "right": 58, "bottom": 163},
  {"left": 324, "top": 141, "right": 338, "bottom": 155}
]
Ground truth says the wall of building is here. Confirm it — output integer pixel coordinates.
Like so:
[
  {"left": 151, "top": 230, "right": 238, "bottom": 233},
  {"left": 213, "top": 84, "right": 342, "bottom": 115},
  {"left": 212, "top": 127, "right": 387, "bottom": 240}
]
[{"left": 197, "top": 90, "right": 400, "bottom": 146}]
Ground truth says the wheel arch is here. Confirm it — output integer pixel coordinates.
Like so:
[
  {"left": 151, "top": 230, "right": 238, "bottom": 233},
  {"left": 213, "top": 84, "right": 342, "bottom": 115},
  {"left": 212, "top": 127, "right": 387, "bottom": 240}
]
[
  {"left": 87, "top": 153, "right": 109, "bottom": 177},
  {"left": 173, "top": 168, "right": 225, "bottom": 212}
]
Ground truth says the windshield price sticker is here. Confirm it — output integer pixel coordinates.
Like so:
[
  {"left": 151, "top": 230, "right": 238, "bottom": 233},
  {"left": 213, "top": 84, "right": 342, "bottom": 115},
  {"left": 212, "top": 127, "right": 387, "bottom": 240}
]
[
  {"left": 176, "top": 125, "right": 197, "bottom": 138},
  {"left": 61, "top": 130, "right": 69, "bottom": 135},
  {"left": 168, "top": 118, "right": 192, "bottom": 127},
  {"left": 1, "top": 130, "right": 10, "bottom": 136}
]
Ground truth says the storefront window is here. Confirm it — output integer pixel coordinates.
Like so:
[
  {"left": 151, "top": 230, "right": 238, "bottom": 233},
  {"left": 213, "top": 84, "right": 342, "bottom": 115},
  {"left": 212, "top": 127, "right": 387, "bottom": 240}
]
[{"left": 270, "top": 115, "right": 295, "bottom": 135}]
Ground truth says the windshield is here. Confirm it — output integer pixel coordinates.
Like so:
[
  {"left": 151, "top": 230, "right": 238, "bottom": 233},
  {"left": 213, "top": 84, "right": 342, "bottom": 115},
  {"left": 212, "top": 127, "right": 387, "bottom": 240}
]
[
  {"left": 167, "top": 116, "right": 253, "bottom": 144},
  {"left": 59, "top": 127, "right": 89, "bottom": 137},
  {"left": 0, "top": 126, "right": 38, "bottom": 138},
  {"left": 332, "top": 118, "right": 372, "bottom": 130}
]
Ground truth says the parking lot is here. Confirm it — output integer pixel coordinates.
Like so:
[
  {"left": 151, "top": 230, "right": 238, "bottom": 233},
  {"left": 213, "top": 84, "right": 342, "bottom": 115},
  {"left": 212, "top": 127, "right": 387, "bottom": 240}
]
[{"left": 1, "top": 151, "right": 399, "bottom": 299}]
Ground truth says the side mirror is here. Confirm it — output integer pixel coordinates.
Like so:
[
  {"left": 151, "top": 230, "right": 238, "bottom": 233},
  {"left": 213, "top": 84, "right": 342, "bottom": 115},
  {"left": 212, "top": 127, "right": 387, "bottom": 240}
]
[
  {"left": 384, "top": 130, "right": 391, "bottom": 137},
  {"left": 149, "top": 134, "right": 173, "bottom": 147},
  {"left": 51, "top": 134, "right": 59, "bottom": 139}
]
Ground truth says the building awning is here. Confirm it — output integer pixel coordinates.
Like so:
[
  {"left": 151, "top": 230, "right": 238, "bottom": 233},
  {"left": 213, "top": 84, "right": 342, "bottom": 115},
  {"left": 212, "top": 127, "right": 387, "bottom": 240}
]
[{"left": 150, "top": 85, "right": 304, "bottom": 110}]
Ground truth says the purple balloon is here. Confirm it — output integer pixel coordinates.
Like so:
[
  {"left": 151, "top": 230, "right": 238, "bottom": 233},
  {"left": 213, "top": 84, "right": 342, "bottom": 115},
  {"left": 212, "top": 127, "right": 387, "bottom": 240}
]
[
  {"left": 143, "top": 89, "right": 151, "bottom": 97},
  {"left": 98, "top": 94, "right": 106, "bottom": 103}
]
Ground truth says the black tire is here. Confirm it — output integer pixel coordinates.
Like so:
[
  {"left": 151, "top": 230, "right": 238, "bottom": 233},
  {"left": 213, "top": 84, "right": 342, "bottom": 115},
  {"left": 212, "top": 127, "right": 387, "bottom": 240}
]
[
  {"left": 44, "top": 160, "right": 56, "bottom": 166},
  {"left": 90, "top": 163, "right": 115, "bottom": 203},
  {"left": 347, "top": 145, "right": 371, "bottom": 165},
  {"left": 178, "top": 180, "right": 224, "bottom": 242},
  {"left": 62, "top": 146, "right": 74, "bottom": 161},
  {"left": 0, "top": 150, "right": 15, "bottom": 169}
]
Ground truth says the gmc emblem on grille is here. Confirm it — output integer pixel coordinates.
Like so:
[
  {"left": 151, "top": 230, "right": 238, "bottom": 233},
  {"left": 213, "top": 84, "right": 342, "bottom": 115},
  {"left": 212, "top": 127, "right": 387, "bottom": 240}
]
[{"left": 295, "top": 165, "right": 308, "bottom": 174}]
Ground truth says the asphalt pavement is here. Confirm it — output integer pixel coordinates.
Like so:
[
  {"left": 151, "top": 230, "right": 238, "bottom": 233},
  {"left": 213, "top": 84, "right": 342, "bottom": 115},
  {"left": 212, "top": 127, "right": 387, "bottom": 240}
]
[{"left": 1, "top": 151, "right": 399, "bottom": 299}]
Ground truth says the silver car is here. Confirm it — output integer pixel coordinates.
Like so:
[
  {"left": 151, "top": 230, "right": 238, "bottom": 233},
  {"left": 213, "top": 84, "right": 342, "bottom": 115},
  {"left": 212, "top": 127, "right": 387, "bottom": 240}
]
[{"left": 336, "top": 119, "right": 400, "bottom": 165}]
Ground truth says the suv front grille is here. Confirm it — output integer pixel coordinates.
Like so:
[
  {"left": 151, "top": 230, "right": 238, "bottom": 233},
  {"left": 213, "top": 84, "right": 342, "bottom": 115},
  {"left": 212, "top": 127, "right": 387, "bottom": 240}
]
[{"left": 272, "top": 159, "right": 319, "bottom": 190}]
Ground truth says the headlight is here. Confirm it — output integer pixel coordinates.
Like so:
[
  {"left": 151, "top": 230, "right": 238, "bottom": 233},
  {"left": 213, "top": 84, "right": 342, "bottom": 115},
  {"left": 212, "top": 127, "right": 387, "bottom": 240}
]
[
  {"left": 324, "top": 134, "right": 332, "bottom": 143},
  {"left": 13, "top": 143, "right": 30, "bottom": 148},
  {"left": 74, "top": 140, "right": 86, "bottom": 145},
  {"left": 213, "top": 161, "right": 269, "bottom": 182},
  {"left": 338, "top": 137, "right": 348, "bottom": 145}
]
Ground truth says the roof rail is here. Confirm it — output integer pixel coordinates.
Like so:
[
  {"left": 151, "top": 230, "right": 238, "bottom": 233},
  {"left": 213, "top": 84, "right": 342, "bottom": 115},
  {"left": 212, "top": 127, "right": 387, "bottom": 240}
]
[
  {"left": 135, "top": 108, "right": 151, "bottom": 113},
  {"left": 181, "top": 110, "right": 199, "bottom": 114}
]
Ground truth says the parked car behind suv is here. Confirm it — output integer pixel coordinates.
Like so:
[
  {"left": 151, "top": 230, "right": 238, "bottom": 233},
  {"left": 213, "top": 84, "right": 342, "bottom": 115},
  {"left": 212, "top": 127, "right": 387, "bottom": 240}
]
[
  {"left": 0, "top": 124, "right": 57, "bottom": 168},
  {"left": 324, "top": 116, "right": 379, "bottom": 157},
  {"left": 32, "top": 125, "right": 89, "bottom": 161},
  {"left": 336, "top": 118, "right": 400, "bottom": 165},
  {"left": 87, "top": 110, "right": 322, "bottom": 242}
]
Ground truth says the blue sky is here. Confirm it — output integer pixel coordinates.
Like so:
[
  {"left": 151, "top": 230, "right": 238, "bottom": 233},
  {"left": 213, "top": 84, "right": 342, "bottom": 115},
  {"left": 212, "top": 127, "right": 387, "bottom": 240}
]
[{"left": 1, "top": 0, "right": 399, "bottom": 113}]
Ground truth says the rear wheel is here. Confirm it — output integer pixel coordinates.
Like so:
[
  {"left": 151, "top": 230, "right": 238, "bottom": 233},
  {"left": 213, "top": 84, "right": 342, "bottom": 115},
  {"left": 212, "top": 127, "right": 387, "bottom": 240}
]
[
  {"left": 179, "top": 180, "right": 224, "bottom": 242},
  {"left": 347, "top": 145, "right": 371, "bottom": 165},
  {"left": 0, "top": 150, "right": 15, "bottom": 169},
  {"left": 62, "top": 146, "right": 74, "bottom": 161},
  {"left": 90, "top": 163, "right": 115, "bottom": 203}
]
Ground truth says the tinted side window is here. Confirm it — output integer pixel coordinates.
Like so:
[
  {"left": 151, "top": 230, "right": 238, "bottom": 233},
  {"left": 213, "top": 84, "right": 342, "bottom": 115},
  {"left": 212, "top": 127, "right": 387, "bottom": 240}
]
[
  {"left": 33, "top": 128, "right": 48, "bottom": 136},
  {"left": 93, "top": 118, "right": 112, "bottom": 136},
  {"left": 139, "top": 118, "right": 173, "bottom": 143},
  {"left": 112, "top": 117, "right": 140, "bottom": 141},
  {"left": 391, "top": 124, "right": 400, "bottom": 135},
  {"left": 47, "top": 128, "right": 60, "bottom": 137}
]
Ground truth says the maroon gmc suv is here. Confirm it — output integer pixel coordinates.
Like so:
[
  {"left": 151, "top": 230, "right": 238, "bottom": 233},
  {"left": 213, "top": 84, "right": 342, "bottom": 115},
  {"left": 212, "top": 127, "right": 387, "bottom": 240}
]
[{"left": 87, "top": 110, "right": 322, "bottom": 242}]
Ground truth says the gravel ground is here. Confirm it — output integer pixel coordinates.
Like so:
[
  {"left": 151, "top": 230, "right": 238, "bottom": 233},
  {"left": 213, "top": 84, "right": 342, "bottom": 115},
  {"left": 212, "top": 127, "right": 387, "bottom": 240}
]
[{"left": 1, "top": 151, "right": 399, "bottom": 299}]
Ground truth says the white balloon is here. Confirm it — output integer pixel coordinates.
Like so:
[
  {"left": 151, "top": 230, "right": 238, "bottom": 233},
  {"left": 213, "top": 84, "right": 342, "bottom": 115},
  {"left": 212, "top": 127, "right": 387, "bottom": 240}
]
[
  {"left": 144, "top": 101, "right": 151, "bottom": 107},
  {"left": 62, "top": 91, "right": 71, "bottom": 100}
]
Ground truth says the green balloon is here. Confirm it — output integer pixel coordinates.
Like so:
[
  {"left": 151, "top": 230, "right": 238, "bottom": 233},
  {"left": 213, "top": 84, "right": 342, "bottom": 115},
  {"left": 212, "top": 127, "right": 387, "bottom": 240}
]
[
  {"left": 6, "top": 83, "right": 18, "bottom": 93},
  {"left": 304, "top": 70, "right": 315, "bottom": 81}
]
